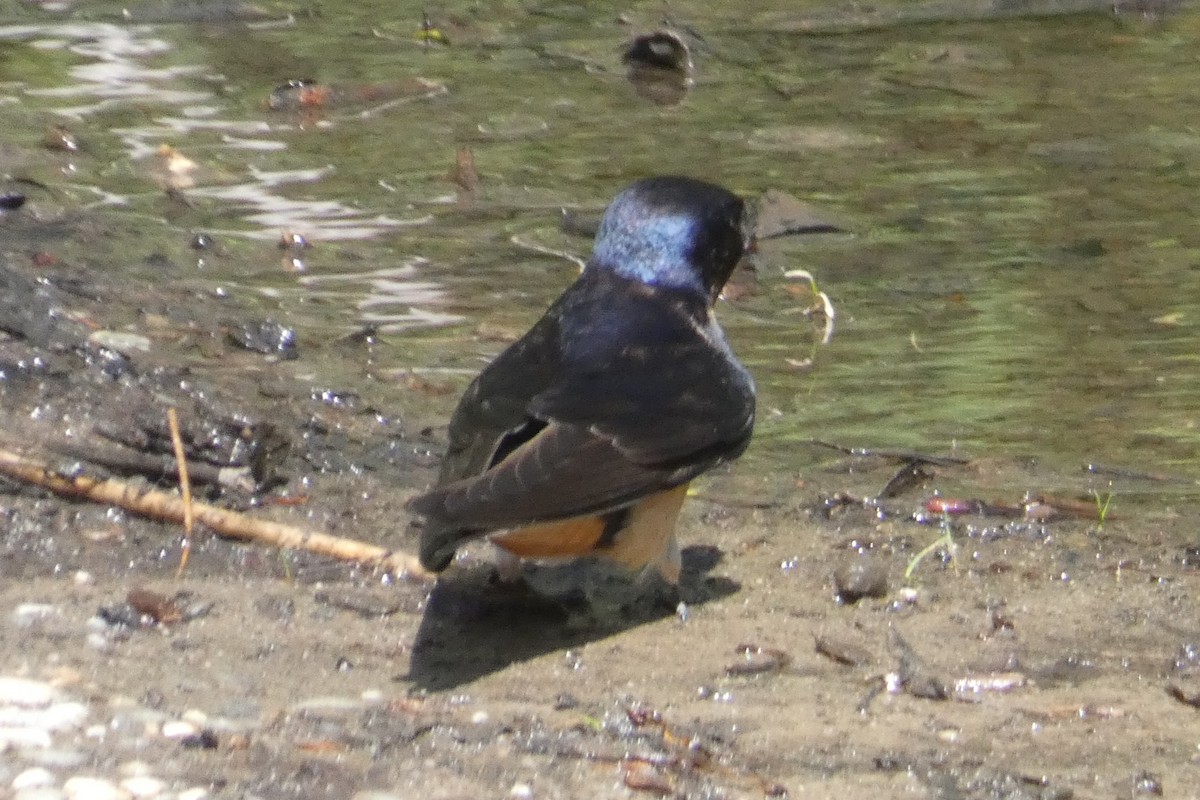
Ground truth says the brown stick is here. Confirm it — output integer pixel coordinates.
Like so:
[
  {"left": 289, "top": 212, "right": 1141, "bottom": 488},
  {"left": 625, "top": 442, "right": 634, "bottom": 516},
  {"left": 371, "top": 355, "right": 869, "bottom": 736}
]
[
  {"left": 166, "top": 408, "right": 194, "bottom": 536},
  {"left": 0, "top": 448, "right": 431, "bottom": 579},
  {"left": 166, "top": 407, "right": 193, "bottom": 577}
]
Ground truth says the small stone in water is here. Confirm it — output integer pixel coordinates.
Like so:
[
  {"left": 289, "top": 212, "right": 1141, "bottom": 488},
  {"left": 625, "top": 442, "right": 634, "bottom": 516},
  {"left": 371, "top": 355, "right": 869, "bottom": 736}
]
[
  {"left": 189, "top": 232, "right": 216, "bottom": 250},
  {"left": 227, "top": 320, "right": 298, "bottom": 359}
]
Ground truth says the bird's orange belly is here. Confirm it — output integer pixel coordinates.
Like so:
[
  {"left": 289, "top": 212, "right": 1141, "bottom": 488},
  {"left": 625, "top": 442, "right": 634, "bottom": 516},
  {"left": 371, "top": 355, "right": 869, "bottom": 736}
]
[{"left": 488, "top": 483, "right": 690, "bottom": 574}]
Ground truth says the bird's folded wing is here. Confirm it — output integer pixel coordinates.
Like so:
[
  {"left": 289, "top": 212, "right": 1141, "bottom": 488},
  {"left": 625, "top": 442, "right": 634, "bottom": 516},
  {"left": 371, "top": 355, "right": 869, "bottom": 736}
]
[
  {"left": 405, "top": 421, "right": 704, "bottom": 530},
  {"left": 529, "top": 335, "right": 754, "bottom": 464}
]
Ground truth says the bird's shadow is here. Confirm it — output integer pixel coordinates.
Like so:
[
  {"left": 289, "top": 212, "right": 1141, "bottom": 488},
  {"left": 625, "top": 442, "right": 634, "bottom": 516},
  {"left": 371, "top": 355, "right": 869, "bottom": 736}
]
[{"left": 406, "top": 545, "right": 738, "bottom": 691}]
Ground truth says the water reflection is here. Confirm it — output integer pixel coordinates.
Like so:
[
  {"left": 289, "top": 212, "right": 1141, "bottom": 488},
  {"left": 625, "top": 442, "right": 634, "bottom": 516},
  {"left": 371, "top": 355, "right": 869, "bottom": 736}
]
[
  {"left": 300, "top": 261, "right": 463, "bottom": 332},
  {"left": 189, "top": 166, "right": 432, "bottom": 242},
  {"left": 2, "top": 20, "right": 425, "bottom": 242},
  {"left": 18, "top": 23, "right": 206, "bottom": 115},
  {"left": 1, "top": 4, "right": 1198, "bottom": 503}
]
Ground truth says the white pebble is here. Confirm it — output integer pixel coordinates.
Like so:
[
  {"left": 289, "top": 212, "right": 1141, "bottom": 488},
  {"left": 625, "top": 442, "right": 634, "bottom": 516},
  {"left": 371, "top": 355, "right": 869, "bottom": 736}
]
[
  {"left": 62, "top": 776, "right": 131, "bottom": 800},
  {"left": 15, "top": 788, "right": 67, "bottom": 800},
  {"left": 470, "top": 710, "right": 489, "bottom": 725},
  {"left": 12, "top": 604, "right": 59, "bottom": 627},
  {"left": 120, "top": 776, "right": 164, "bottom": 798},
  {"left": 0, "top": 701, "right": 83, "bottom": 734},
  {"left": 87, "top": 330, "right": 151, "bottom": 354},
  {"left": 12, "top": 767, "right": 55, "bottom": 790},
  {"left": 85, "top": 633, "right": 114, "bottom": 653},
  {"left": 41, "top": 702, "right": 89, "bottom": 732},
  {"left": 176, "top": 788, "right": 208, "bottom": 800},
  {"left": 937, "top": 727, "right": 961, "bottom": 743},
  {"left": 510, "top": 782, "right": 533, "bottom": 799},
  {"left": 73, "top": 571, "right": 93, "bottom": 586},
  {"left": 0, "top": 678, "right": 57, "bottom": 708},
  {"left": 116, "top": 763, "right": 151, "bottom": 778},
  {"left": 159, "top": 721, "right": 197, "bottom": 740},
  {"left": 0, "top": 726, "right": 53, "bottom": 748}
]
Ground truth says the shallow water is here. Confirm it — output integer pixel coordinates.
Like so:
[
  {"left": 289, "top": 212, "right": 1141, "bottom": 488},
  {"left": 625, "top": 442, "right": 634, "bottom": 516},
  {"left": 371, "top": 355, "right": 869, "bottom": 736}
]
[{"left": 6, "top": 1, "right": 1198, "bottom": 510}]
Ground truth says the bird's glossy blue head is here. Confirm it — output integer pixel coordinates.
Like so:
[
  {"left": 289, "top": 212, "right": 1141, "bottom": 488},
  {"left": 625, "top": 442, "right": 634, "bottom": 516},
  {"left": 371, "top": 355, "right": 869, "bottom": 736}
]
[{"left": 589, "top": 176, "right": 747, "bottom": 302}]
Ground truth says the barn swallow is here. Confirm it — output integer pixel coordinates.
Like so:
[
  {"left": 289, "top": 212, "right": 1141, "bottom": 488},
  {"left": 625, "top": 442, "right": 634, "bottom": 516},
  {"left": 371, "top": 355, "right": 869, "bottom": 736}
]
[{"left": 406, "top": 176, "right": 755, "bottom": 585}]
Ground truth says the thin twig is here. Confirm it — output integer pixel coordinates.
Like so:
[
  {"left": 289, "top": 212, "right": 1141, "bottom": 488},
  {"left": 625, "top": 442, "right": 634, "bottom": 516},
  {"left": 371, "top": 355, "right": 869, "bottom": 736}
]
[
  {"left": 166, "top": 407, "right": 193, "bottom": 577},
  {"left": 166, "top": 408, "right": 193, "bottom": 535},
  {"left": 0, "top": 448, "right": 431, "bottom": 579}
]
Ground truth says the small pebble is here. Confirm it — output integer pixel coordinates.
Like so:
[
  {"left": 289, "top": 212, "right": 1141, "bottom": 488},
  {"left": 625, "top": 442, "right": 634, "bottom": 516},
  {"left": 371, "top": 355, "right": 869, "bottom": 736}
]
[
  {"left": 0, "top": 727, "right": 53, "bottom": 749},
  {"left": 726, "top": 643, "right": 792, "bottom": 676},
  {"left": 177, "top": 788, "right": 208, "bottom": 800},
  {"left": 0, "top": 678, "right": 57, "bottom": 708},
  {"left": 33, "top": 702, "right": 89, "bottom": 732},
  {"left": 85, "top": 633, "right": 115, "bottom": 652},
  {"left": 119, "top": 776, "right": 164, "bottom": 798},
  {"left": 1132, "top": 771, "right": 1163, "bottom": 796},
  {"left": 226, "top": 319, "right": 298, "bottom": 359},
  {"left": 510, "top": 782, "right": 533, "bottom": 799},
  {"left": 0, "top": 191, "right": 27, "bottom": 211},
  {"left": 471, "top": 710, "right": 489, "bottom": 724},
  {"left": 189, "top": 232, "right": 215, "bottom": 250},
  {"left": 116, "top": 763, "right": 150, "bottom": 779},
  {"left": 179, "top": 730, "right": 219, "bottom": 750},
  {"left": 62, "top": 776, "right": 130, "bottom": 800},
  {"left": 87, "top": 331, "right": 152, "bottom": 355},
  {"left": 833, "top": 556, "right": 889, "bottom": 604},
  {"left": 12, "top": 767, "right": 55, "bottom": 790},
  {"left": 13, "top": 604, "right": 59, "bottom": 627},
  {"left": 160, "top": 720, "right": 198, "bottom": 740},
  {"left": 15, "top": 788, "right": 67, "bottom": 800}
]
